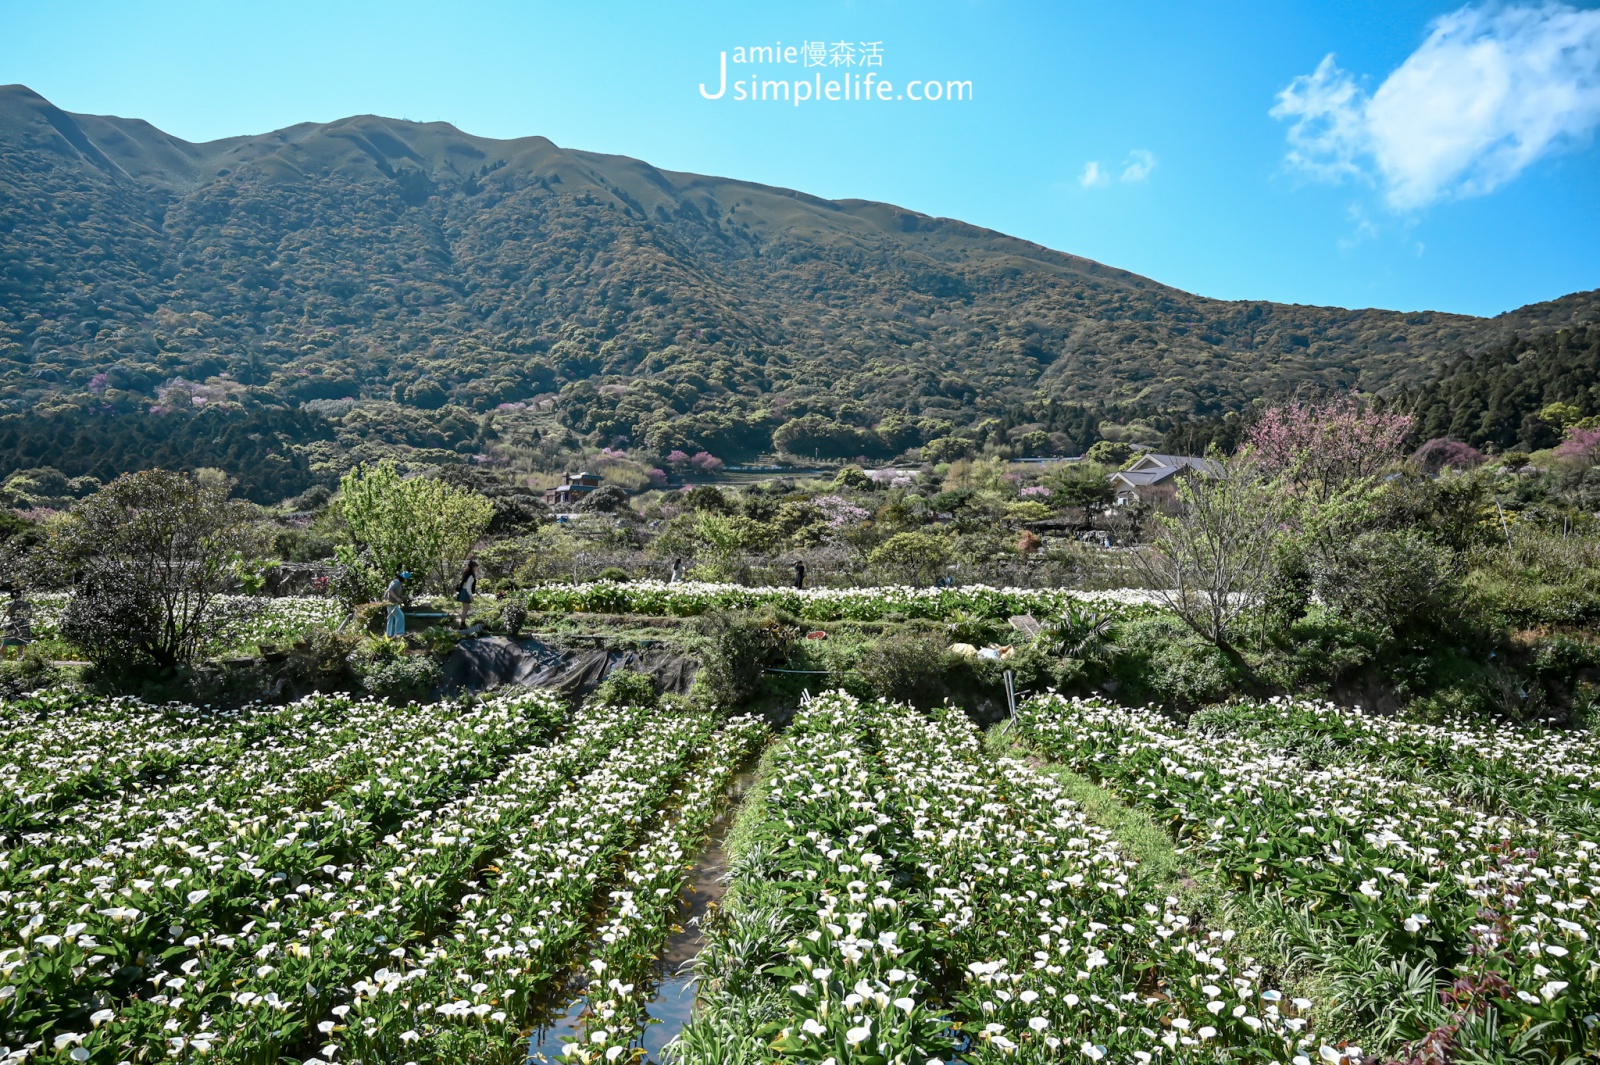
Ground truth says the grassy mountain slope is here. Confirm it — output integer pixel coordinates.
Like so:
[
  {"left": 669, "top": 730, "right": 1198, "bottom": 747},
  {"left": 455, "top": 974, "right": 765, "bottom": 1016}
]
[{"left": 1, "top": 83, "right": 1596, "bottom": 492}]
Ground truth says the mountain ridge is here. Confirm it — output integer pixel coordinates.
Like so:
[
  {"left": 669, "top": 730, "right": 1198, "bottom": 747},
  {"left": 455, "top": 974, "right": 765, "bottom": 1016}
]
[{"left": 0, "top": 83, "right": 1596, "bottom": 491}]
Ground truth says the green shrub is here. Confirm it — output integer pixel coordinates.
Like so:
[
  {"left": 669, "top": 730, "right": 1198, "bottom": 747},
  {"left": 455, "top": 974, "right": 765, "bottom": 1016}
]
[
  {"left": 280, "top": 628, "right": 363, "bottom": 692},
  {"left": 1259, "top": 538, "right": 1313, "bottom": 633},
  {"left": 496, "top": 597, "right": 529, "bottom": 635},
  {"left": 1529, "top": 635, "right": 1600, "bottom": 676},
  {"left": 0, "top": 645, "right": 64, "bottom": 698},
  {"left": 354, "top": 654, "right": 443, "bottom": 702},
  {"left": 1464, "top": 532, "right": 1600, "bottom": 628},
  {"left": 867, "top": 531, "right": 952, "bottom": 585},
  {"left": 415, "top": 625, "right": 463, "bottom": 657},
  {"left": 1110, "top": 614, "right": 1240, "bottom": 711},
  {"left": 591, "top": 668, "right": 659, "bottom": 710},
  {"left": 1253, "top": 606, "right": 1377, "bottom": 695},
  {"left": 695, "top": 610, "right": 775, "bottom": 707},
  {"left": 1315, "top": 528, "right": 1467, "bottom": 642},
  {"left": 854, "top": 633, "right": 954, "bottom": 706}
]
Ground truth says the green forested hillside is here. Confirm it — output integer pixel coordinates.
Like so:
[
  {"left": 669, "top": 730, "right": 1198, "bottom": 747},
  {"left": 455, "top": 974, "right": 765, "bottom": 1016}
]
[
  {"left": 1, "top": 83, "right": 1596, "bottom": 496},
  {"left": 1408, "top": 324, "right": 1600, "bottom": 451}
]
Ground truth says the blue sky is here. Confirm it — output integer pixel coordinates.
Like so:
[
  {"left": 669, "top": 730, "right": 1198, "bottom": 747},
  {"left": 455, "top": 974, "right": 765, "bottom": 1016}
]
[{"left": 2, "top": 0, "right": 1597, "bottom": 316}]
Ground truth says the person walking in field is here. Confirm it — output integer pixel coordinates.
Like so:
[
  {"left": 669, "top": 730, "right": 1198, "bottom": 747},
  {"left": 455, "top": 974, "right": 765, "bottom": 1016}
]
[
  {"left": 669, "top": 557, "right": 684, "bottom": 584},
  {"left": 385, "top": 570, "right": 411, "bottom": 637},
  {"left": 455, "top": 560, "right": 479, "bottom": 627},
  {"left": 792, "top": 559, "right": 806, "bottom": 589}
]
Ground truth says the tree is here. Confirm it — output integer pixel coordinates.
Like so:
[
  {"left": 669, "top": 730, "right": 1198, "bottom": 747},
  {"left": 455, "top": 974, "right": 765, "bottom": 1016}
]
[
  {"left": 1045, "top": 461, "right": 1114, "bottom": 509},
  {"left": 922, "top": 436, "right": 975, "bottom": 464},
  {"left": 338, "top": 460, "right": 495, "bottom": 597},
  {"left": 1084, "top": 440, "right": 1132, "bottom": 467},
  {"left": 578, "top": 485, "right": 630, "bottom": 513},
  {"left": 773, "top": 415, "right": 879, "bottom": 461},
  {"left": 1132, "top": 456, "right": 1287, "bottom": 650},
  {"left": 1314, "top": 528, "right": 1465, "bottom": 643},
  {"left": 1247, "top": 393, "right": 1413, "bottom": 503},
  {"left": 868, "top": 531, "right": 953, "bottom": 585},
  {"left": 1555, "top": 426, "right": 1600, "bottom": 466},
  {"left": 54, "top": 470, "right": 266, "bottom": 671},
  {"left": 832, "top": 465, "right": 874, "bottom": 491}
]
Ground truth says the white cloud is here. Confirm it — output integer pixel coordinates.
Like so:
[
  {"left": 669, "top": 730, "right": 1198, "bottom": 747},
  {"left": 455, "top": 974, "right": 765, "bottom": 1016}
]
[
  {"left": 1120, "top": 149, "right": 1157, "bottom": 182},
  {"left": 1272, "top": 2, "right": 1600, "bottom": 209},
  {"left": 1079, "top": 160, "right": 1109, "bottom": 187}
]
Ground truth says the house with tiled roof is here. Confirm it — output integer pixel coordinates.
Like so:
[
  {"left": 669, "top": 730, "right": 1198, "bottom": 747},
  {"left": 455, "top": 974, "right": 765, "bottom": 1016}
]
[{"left": 1108, "top": 453, "right": 1219, "bottom": 507}]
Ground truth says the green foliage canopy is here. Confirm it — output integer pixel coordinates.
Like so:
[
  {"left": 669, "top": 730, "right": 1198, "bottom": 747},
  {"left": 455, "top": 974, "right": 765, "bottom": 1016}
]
[{"left": 338, "top": 460, "right": 495, "bottom": 597}]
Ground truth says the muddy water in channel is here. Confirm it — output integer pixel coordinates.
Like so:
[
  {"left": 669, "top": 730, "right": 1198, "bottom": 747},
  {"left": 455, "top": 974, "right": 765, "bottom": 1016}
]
[{"left": 527, "top": 770, "right": 752, "bottom": 1063}]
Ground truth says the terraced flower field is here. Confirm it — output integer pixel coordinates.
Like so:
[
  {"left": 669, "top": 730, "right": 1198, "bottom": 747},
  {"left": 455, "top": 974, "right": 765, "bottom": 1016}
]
[
  {"left": 3, "top": 684, "right": 1595, "bottom": 1063},
  {"left": 679, "top": 691, "right": 1325, "bottom": 1065},
  {"left": 0, "top": 690, "right": 765, "bottom": 1063},
  {"left": 1014, "top": 694, "right": 1600, "bottom": 1061}
]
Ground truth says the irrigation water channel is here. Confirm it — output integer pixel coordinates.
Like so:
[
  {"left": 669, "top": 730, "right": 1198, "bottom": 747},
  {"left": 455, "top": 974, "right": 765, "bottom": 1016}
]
[{"left": 527, "top": 769, "right": 755, "bottom": 1063}]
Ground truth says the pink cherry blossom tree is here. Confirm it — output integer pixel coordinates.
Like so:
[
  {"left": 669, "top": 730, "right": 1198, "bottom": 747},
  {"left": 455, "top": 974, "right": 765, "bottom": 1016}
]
[
  {"left": 1555, "top": 426, "right": 1600, "bottom": 465},
  {"left": 1246, "top": 393, "right": 1413, "bottom": 502}
]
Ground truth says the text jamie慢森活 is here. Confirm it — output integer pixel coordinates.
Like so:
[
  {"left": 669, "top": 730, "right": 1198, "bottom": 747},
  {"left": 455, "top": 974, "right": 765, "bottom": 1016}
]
[{"left": 698, "top": 40, "right": 971, "bottom": 105}]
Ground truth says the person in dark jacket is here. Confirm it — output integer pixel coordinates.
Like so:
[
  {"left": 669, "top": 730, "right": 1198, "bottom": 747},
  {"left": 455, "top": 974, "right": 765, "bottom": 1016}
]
[
  {"left": 792, "top": 559, "right": 806, "bottom": 589},
  {"left": 455, "top": 560, "right": 479, "bottom": 627}
]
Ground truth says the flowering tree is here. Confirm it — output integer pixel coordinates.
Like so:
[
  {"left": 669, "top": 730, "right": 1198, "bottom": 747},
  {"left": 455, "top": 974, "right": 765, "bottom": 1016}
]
[
  {"left": 1247, "top": 394, "right": 1413, "bottom": 502},
  {"left": 1555, "top": 426, "right": 1600, "bottom": 465},
  {"left": 813, "top": 495, "right": 871, "bottom": 527}
]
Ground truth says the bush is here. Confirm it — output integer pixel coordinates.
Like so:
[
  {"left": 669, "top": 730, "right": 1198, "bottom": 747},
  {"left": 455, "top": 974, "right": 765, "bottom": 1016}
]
[
  {"left": 868, "top": 531, "right": 953, "bottom": 585},
  {"left": 579, "top": 485, "right": 630, "bottom": 513},
  {"left": 53, "top": 469, "right": 266, "bottom": 673},
  {"left": 487, "top": 495, "right": 547, "bottom": 536},
  {"left": 495, "top": 597, "right": 529, "bottom": 635},
  {"left": 354, "top": 653, "right": 443, "bottom": 702},
  {"left": 1464, "top": 530, "right": 1600, "bottom": 628},
  {"left": 1315, "top": 528, "right": 1466, "bottom": 643},
  {"left": 0, "top": 645, "right": 63, "bottom": 698},
  {"left": 591, "top": 669, "right": 659, "bottom": 710},
  {"left": 682, "top": 486, "right": 735, "bottom": 514},
  {"left": 1110, "top": 614, "right": 1241, "bottom": 711},
  {"left": 1412, "top": 438, "right": 1486, "bottom": 474},
  {"left": 1252, "top": 606, "right": 1378, "bottom": 697},
  {"left": 854, "top": 633, "right": 953, "bottom": 706},
  {"left": 326, "top": 563, "right": 372, "bottom": 612},
  {"left": 59, "top": 569, "right": 165, "bottom": 680},
  {"left": 281, "top": 628, "right": 363, "bottom": 692},
  {"left": 1259, "top": 539, "right": 1313, "bottom": 633},
  {"left": 1085, "top": 440, "right": 1133, "bottom": 466},
  {"left": 695, "top": 609, "right": 785, "bottom": 706},
  {"left": 831, "top": 466, "right": 874, "bottom": 492},
  {"left": 594, "top": 566, "right": 631, "bottom": 583}
]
